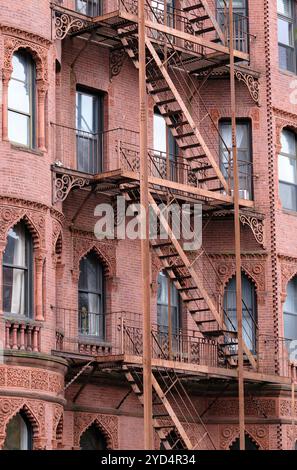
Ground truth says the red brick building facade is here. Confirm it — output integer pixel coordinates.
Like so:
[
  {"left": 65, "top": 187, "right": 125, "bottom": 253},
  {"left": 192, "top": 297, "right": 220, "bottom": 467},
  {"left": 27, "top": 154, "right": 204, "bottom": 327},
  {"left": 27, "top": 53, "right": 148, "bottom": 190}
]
[{"left": 0, "top": 0, "right": 297, "bottom": 450}]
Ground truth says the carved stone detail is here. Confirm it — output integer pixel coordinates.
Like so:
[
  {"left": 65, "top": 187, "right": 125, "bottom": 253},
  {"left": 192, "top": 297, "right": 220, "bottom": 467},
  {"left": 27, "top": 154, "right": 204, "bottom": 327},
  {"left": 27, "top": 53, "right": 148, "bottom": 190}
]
[
  {"left": 0, "top": 365, "right": 64, "bottom": 394},
  {"left": 0, "top": 204, "right": 45, "bottom": 249},
  {"left": 240, "top": 214, "right": 265, "bottom": 247},
  {"left": 72, "top": 229, "right": 116, "bottom": 279},
  {"left": 0, "top": 397, "right": 46, "bottom": 449},
  {"left": 74, "top": 413, "right": 119, "bottom": 449},
  {"left": 235, "top": 70, "right": 260, "bottom": 105},
  {"left": 220, "top": 424, "right": 268, "bottom": 450},
  {"left": 279, "top": 255, "right": 297, "bottom": 300},
  {"left": 207, "top": 397, "right": 275, "bottom": 418}
]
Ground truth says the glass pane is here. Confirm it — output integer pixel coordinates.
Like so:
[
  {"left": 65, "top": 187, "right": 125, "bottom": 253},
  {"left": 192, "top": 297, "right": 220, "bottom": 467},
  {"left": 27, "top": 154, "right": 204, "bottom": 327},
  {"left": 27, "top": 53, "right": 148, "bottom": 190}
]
[
  {"left": 76, "top": 92, "right": 97, "bottom": 133},
  {"left": 279, "top": 181, "right": 297, "bottom": 211},
  {"left": 278, "top": 18, "right": 293, "bottom": 46},
  {"left": 11, "top": 53, "right": 27, "bottom": 82},
  {"left": 3, "top": 267, "right": 25, "bottom": 315},
  {"left": 77, "top": 133, "right": 99, "bottom": 174},
  {"left": 284, "top": 277, "right": 297, "bottom": 314},
  {"left": 8, "top": 79, "right": 30, "bottom": 114},
  {"left": 79, "top": 253, "right": 102, "bottom": 292},
  {"left": 277, "top": 0, "right": 293, "bottom": 17},
  {"left": 279, "top": 44, "right": 295, "bottom": 72},
  {"left": 284, "top": 313, "right": 297, "bottom": 342},
  {"left": 8, "top": 111, "right": 29, "bottom": 146},
  {"left": 154, "top": 113, "right": 167, "bottom": 153},
  {"left": 3, "top": 414, "right": 30, "bottom": 450},
  {"left": 3, "top": 224, "right": 27, "bottom": 267},
  {"left": 278, "top": 154, "right": 297, "bottom": 184},
  {"left": 79, "top": 292, "right": 102, "bottom": 336},
  {"left": 281, "top": 130, "right": 296, "bottom": 156}
]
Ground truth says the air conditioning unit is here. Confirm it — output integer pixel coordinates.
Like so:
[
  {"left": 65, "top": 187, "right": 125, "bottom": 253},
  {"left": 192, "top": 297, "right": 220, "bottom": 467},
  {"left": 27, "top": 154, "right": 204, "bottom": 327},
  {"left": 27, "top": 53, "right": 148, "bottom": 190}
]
[{"left": 231, "top": 189, "right": 250, "bottom": 201}]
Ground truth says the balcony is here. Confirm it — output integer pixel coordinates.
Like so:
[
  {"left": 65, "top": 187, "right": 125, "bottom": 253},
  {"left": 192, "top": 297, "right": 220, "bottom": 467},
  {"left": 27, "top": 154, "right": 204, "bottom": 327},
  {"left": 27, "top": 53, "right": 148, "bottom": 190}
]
[
  {"left": 4, "top": 317, "right": 42, "bottom": 353},
  {"left": 52, "top": 1, "right": 250, "bottom": 58},
  {"left": 51, "top": 308, "right": 296, "bottom": 384}
]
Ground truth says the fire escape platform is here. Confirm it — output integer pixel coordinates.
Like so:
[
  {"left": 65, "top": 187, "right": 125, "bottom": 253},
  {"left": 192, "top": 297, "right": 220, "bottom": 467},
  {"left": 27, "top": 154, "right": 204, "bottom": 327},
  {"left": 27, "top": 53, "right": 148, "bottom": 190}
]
[
  {"left": 52, "top": 165, "right": 254, "bottom": 209},
  {"left": 93, "top": 354, "right": 293, "bottom": 387}
]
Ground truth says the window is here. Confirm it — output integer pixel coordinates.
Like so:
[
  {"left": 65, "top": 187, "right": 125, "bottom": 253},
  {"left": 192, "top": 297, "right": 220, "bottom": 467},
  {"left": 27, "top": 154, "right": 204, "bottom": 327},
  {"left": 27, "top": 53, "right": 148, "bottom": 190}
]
[
  {"left": 153, "top": 110, "right": 177, "bottom": 180},
  {"left": 219, "top": 119, "right": 253, "bottom": 200},
  {"left": 78, "top": 252, "right": 104, "bottom": 338},
  {"left": 217, "top": 1, "right": 248, "bottom": 52},
  {"left": 76, "top": 0, "right": 102, "bottom": 16},
  {"left": 224, "top": 273, "right": 257, "bottom": 353},
  {"left": 3, "top": 222, "right": 33, "bottom": 318},
  {"left": 229, "top": 434, "right": 259, "bottom": 450},
  {"left": 80, "top": 423, "right": 107, "bottom": 450},
  {"left": 278, "top": 129, "right": 297, "bottom": 211},
  {"left": 283, "top": 276, "right": 297, "bottom": 350},
  {"left": 278, "top": 0, "right": 296, "bottom": 73},
  {"left": 3, "top": 412, "right": 33, "bottom": 450},
  {"left": 8, "top": 50, "right": 36, "bottom": 147},
  {"left": 157, "top": 271, "right": 180, "bottom": 353},
  {"left": 76, "top": 89, "right": 103, "bottom": 174}
]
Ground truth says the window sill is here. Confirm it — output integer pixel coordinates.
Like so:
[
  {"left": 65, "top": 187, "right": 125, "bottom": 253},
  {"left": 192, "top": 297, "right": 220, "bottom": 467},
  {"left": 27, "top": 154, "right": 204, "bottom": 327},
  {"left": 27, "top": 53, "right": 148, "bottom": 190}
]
[
  {"left": 279, "top": 69, "right": 297, "bottom": 79},
  {"left": 11, "top": 143, "right": 44, "bottom": 157},
  {"left": 282, "top": 209, "right": 297, "bottom": 217},
  {"left": 3, "top": 313, "right": 42, "bottom": 326},
  {"left": 78, "top": 335, "right": 111, "bottom": 347}
]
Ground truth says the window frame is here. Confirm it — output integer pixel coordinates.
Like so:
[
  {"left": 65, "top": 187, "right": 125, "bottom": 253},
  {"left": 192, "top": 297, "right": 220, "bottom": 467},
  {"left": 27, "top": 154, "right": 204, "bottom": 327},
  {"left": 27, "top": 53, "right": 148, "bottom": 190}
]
[
  {"left": 278, "top": 128, "right": 297, "bottom": 212},
  {"left": 75, "top": 0, "right": 102, "bottom": 17},
  {"left": 76, "top": 87, "right": 104, "bottom": 174},
  {"left": 2, "top": 223, "right": 34, "bottom": 319},
  {"left": 277, "top": 0, "right": 296, "bottom": 73},
  {"left": 78, "top": 252, "right": 105, "bottom": 339},
  {"left": 216, "top": 0, "right": 249, "bottom": 53},
  {"left": 8, "top": 50, "right": 36, "bottom": 149},
  {"left": 283, "top": 276, "right": 297, "bottom": 348},
  {"left": 219, "top": 118, "right": 253, "bottom": 200}
]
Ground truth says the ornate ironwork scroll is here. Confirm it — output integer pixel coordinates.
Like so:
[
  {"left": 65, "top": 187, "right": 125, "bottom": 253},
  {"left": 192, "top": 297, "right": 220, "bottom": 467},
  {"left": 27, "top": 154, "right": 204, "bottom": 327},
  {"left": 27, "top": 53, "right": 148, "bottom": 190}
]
[
  {"left": 235, "top": 70, "right": 260, "bottom": 106},
  {"left": 53, "top": 12, "right": 90, "bottom": 40},
  {"left": 110, "top": 49, "right": 126, "bottom": 80},
  {"left": 53, "top": 174, "right": 90, "bottom": 203},
  {"left": 240, "top": 214, "right": 264, "bottom": 248}
]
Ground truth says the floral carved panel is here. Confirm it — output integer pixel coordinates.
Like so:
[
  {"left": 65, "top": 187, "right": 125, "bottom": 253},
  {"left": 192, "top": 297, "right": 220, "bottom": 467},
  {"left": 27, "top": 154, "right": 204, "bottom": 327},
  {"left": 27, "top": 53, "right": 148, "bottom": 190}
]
[{"left": 74, "top": 412, "right": 119, "bottom": 449}]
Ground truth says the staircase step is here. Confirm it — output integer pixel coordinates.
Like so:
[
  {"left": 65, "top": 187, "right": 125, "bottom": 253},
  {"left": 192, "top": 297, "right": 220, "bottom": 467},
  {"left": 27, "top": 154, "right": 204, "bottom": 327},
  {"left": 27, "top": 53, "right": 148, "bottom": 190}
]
[
  {"left": 198, "top": 176, "right": 219, "bottom": 183},
  {"left": 195, "top": 26, "right": 216, "bottom": 35},
  {"left": 162, "top": 110, "right": 182, "bottom": 118},
  {"left": 183, "top": 3, "right": 203, "bottom": 13},
  {"left": 157, "top": 98, "right": 176, "bottom": 106},
  {"left": 159, "top": 252, "right": 179, "bottom": 259},
  {"left": 179, "top": 142, "right": 201, "bottom": 150},
  {"left": 175, "top": 132, "right": 195, "bottom": 139},
  {"left": 168, "top": 120, "right": 188, "bottom": 128},
  {"left": 146, "top": 75, "right": 164, "bottom": 83},
  {"left": 187, "top": 154, "right": 207, "bottom": 161},
  {"left": 152, "top": 241, "right": 173, "bottom": 248},
  {"left": 163, "top": 263, "right": 186, "bottom": 270},
  {"left": 151, "top": 86, "right": 171, "bottom": 94},
  {"left": 185, "top": 298, "right": 205, "bottom": 303},
  {"left": 189, "top": 15, "right": 209, "bottom": 23},
  {"left": 177, "top": 286, "right": 198, "bottom": 292},
  {"left": 191, "top": 165, "right": 212, "bottom": 172},
  {"left": 211, "top": 186, "right": 224, "bottom": 192},
  {"left": 196, "top": 319, "right": 217, "bottom": 324}
]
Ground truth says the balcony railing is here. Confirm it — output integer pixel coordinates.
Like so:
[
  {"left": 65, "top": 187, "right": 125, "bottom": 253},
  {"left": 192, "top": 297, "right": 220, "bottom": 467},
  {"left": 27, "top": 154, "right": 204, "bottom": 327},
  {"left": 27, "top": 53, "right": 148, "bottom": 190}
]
[
  {"left": 4, "top": 317, "right": 42, "bottom": 353},
  {"left": 53, "top": 1, "right": 250, "bottom": 54}
]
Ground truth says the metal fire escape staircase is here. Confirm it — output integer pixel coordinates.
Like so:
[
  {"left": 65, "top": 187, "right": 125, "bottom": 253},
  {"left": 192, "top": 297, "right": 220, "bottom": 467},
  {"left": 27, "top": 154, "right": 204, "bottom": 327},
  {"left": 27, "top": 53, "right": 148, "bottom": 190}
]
[
  {"left": 122, "top": 331, "right": 216, "bottom": 450},
  {"left": 119, "top": 2, "right": 257, "bottom": 370}
]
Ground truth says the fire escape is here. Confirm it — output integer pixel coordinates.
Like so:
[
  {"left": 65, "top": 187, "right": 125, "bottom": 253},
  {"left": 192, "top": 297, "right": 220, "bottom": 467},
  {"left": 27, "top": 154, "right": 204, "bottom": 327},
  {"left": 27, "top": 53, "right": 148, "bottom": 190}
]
[{"left": 50, "top": 0, "right": 287, "bottom": 450}]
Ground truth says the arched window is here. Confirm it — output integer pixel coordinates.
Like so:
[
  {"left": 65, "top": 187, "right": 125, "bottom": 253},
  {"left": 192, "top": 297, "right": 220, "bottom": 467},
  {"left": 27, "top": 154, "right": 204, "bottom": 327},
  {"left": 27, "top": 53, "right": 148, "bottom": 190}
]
[
  {"left": 80, "top": 423, "right": 107, "bottom": 450},
  {"left": 3, "top": 412, "right": 33, "bottom": 450},
  {"left": 278, "top": 129, "right": 297, "bottom": 211},
  {"left": 3, "top": 222, "right": 33, "bottom": 317},
  {"left": 229, "top": 434, "right": 259, "bottom": 450},
  {"left": 157, "top": 271, "right": 180, "bottom": 354},
  {"left": 224, "top": 273, "right": 257, "bottom": 353},
  {"left": 283, "top": 276, "right": 297, "bottom": 349},
  {"left": 8, "top": 50, "right": 36, "bottom": 148},
  {"left": 78, "top": 252, "right": 104, "bottom": 338}
]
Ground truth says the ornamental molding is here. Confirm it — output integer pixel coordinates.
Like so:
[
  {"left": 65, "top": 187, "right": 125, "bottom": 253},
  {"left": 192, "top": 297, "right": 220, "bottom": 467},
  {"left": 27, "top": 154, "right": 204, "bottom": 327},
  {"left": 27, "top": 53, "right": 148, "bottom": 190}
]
[
  {"left": 2, "top": 27, "right": 49, "bottom": 82},
  {"left": 52, "top": 219, "right": 63, "bottom": 255},
  {"left": 279, "top": 256, "right": 297, "bottom": 296},
  {"left": 220, "top": 424, "right": 267, "bottom": 450},
  {"left": 208, "top": 397, "right": 275, "bottom": 418},
  {"left": 0, "top": 397, "right": 46, "bottom": 449},
  {"left": 287, "top": 425, "right": 297, "bottom": 450},
  {"left": 239, "top": 213, "right": 265, "bottom": 248},
  {"left": 235, "top": 70, "right": 260, "bottom": 105},
  {"left": 73, "top": 412, "right": 119, "bottom": 449},
  {"left": 0, "top": 365, "right": 64, "bottom": 395},
  {"left": 0, "top": 203, "right": 46, "bottom": 249},
  {"left": 53, "top": 173, "right": 90, "bottom": 203},
  {"left": 110, "top": 48, "right": 126, "bottom": 80},
  {"left": 209, "top": 253, "right": 267, "bottom": 297},
  {"left": 279, "top": 399, "right": 297, "bottom": 417},
  {"left": 71, "top": 229, "right": 116, "bottom": 279}
]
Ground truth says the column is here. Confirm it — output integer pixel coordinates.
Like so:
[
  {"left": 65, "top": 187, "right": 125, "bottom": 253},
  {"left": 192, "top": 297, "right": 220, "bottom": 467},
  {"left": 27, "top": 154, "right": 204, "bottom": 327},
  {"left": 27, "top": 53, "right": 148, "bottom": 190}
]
[
  {"left": 35, "top": 253, "right": 45, "bottom": 321},
  {"left": 36, "top": 80, "right": 48, "bottom": 152},
  {"left": 2, "top": 68, "right": 12, "bottom": 141}
]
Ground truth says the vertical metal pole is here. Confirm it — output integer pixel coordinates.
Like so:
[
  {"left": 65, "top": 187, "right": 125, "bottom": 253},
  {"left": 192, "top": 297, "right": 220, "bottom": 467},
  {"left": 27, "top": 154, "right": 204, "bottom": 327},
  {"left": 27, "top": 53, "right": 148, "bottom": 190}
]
[
  {"left": 139, "top": 0, "right": 154, "bottom": 450},
  {"left": 229, "top": 0, "right": 245, "bottom": 451}
]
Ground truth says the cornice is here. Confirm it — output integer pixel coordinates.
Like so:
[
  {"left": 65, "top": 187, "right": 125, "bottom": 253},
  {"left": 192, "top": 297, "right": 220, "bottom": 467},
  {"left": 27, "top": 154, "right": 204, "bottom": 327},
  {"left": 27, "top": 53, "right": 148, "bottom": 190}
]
[{"left": 0, "top": 25, "right": 52, "bottom": 47}]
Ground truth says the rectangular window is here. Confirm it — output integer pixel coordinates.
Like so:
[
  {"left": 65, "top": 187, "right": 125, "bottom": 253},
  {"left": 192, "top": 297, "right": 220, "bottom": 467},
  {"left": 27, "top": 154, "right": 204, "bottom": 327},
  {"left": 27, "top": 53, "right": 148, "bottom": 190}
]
[
  {"left": 217, "top": 0, "right": 248, "bottom": 52},
  {"left": 219, "top": 119, "right": 253, "bottom": 200},
  {"left": 278, "top": 0, "right": 296, "bottom": 73},
  {"left": 153, "top": 110, "right": 177, "bottom": 181},
  {"left": 279, "top": 129, "right": 297, "bottom": 211},
  {"left": 76, "top": 89, "right": 103, "bottom": 174},
  {"left": 75, "top": 0, "right": 102, "bottom": 17}
]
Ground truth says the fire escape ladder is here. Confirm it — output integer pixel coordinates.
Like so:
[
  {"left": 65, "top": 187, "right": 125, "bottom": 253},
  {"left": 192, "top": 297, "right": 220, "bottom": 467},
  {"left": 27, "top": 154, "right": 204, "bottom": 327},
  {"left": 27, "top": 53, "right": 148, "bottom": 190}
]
[
  {"left": 181, "top": 0, "right": 226, "bottom": 44},
  {"left": 123, "top": 362, "right": 216, "bottom": 450},
  {"left": 148, "top": 191, "right": 257, "bottom": 371}
]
